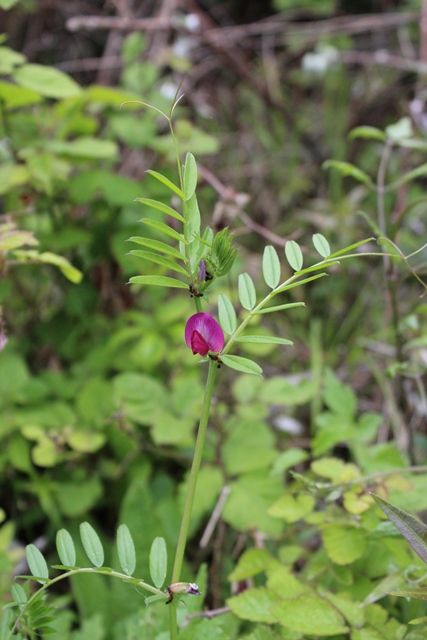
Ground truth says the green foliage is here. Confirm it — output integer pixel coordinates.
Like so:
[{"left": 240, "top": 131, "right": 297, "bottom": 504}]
[{"left": 2, "top": 11, "right": 427, "bottom": 640}]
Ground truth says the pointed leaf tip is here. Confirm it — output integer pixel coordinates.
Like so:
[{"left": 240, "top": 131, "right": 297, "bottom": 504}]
[{"left": 372, "top": 494, "right": 427, "bottom": 565}]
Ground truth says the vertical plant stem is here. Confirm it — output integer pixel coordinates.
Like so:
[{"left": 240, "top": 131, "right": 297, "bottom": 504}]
[
  {"left": 172, "top": 359, "right": 218, "bottom": 581},
  {"left": 169, "top": 359, "right": 218, "bottom": 637}
]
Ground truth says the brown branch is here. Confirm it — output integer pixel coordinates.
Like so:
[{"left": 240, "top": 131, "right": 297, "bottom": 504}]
[
  {"left": 183, "top": 606, "right": 231, "bottom": 626},
  {"left": 66, "top": 15, "right": 175, "bottom": 32},
  {"left": 66, "top": 11, "right": 419, "bottom": 39},
  {"left": 340, "top": 50, "right": 427, "bottom": 74}
]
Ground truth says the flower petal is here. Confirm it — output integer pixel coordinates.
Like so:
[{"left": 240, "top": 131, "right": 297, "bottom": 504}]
[
  {"left": 191, "top": 330, "right": 210, "bottom": 356},
  {"left": 185, "top": 312, "right": 224, "bottom": 354}
]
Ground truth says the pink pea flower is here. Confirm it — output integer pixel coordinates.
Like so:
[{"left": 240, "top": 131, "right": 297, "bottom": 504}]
[{"left": 185, "top": 312, "right": 224, "bottom": 356}]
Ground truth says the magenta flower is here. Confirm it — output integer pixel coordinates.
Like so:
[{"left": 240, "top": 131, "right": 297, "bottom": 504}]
[{"left": 185, "top": 312, "right": 224, "bottom": 356}]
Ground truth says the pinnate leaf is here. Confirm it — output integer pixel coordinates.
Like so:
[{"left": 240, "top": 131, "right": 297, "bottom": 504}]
[
  {"left": 135, "top": 198, "right": 184, "bottom": 223},
  {"left": 117, "top": 524, "right": 136, "bottom": 576},
  {"left": 238, "top": 273, "right": 256, "bottom": 310},
  {"left": 149, "top": 536, "right": 167, "bottom": 589},
  {"left": 312, "top": 233, "right": 330, "bottom": 258},
  {"left": 221, "top": 355, "right": 262, "bottom": 376},
  {"left": 262, "top": 246, "right": 280, "bottom": 289},
  {"left": 129, "top": 250, "right": 188, "bottom": 276},
  {"left": 146, "top": 170, "right": 185, "bottom": 199},
  {"left": 80, "top": 522, "right": 104, "bottom": 567},
  {"left": 183, "top": 152, "right": 198, "bottom": 201},
  {"left": 218, "top": 293, "right": 237, "bottom": 334},
  {"left": 234, "top": 335, "right": 292, "bottom": 345},
  {"left": 56, "top": 529, "right": 76, "bottom": 567},
  {"left": 285, "top": 241, "right": 303, "bottom": 271},
  {"left": 26, "top": 544, "right": 49, "bottom": 584},
  {"left": 139, "top": 218, "right": 186, "bottom": 243},
  {"left": 129, "top": 275, "right": 188, "bottom": 288},
  {"left": 127, "top": 236, "right": 185, "bottom": 261}
]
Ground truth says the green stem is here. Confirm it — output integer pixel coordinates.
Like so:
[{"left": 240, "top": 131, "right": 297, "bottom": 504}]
[
  {"left": 8, "top": 569, "right": 164, "bottom": 640},
  {"left": 172, "top": 359, "right": 218, "bottom": 582},
  {"left": 169, "top": 359, "right": 218, "bottom": 638}
]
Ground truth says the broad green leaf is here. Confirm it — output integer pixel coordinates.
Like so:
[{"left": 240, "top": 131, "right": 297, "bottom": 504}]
[
  {"left": 272, "top": 594, "right": 348, "bottom": 635},
  {"left": 56, "top": 529, "right": 76, "bottom": 567},
  {"left": 285, "top": 241, "right": 303, "bottom": 271},
  {"left": 234, "top": 335, "right": 292, "bottom": 345},
  {"left": 80, "top": 522, "right": 104, "bottom": 568},
  {"left": 11, "top": 583, "right": 27, "bottom": 605},
  {"left": 146, "top": 169, "right": 185, "bottom": 199},
  {"left": 139, "top": 218, "right": 186, "bottom": 243},
  {"left": 221, "top": 355, "right": 262, "bottom": 376},
  {"left": 328, "top": 237, "right": 374, "bottom": 258},
  {"left": 228, "top": 549, "right": 278, "bottom": 581},
  {"left": 262, "top": 246, "right": 281, "bottom": 289},
  {"left": 127, "top": 236, "right": 186, "bottom": 261},
  {"left": 227, "top": 587, "right": 281, "bottom": 624},
  {"left": 322, "top": 525, "right": 367, "bottom": 565},
  {"left": 135, "top": 198, "right": 184, "bottom": 223},
  {"left": 269, "top": 494, "right": 315, "bottom": 522},
  {"left": 149, "top": 536, "right": 167, "bottom": 589},
  {"left": 47, "top": 138, "right": 117, "bottom": 160},
  {"left": 274, "top": 273, "right": 327, "bottom": 294},
  {"left": 26, "top": 544, "right": 49, "bottom": 584},
  {"left": 13, "top": 64, "right": 82, "bottom": 98},
  {"left": 183, "top": 152, "right": 198, "bottom": 200},
  {"left": 238, "top": 273, "right": 256, "bottom": 310},
  {"left": 323, "top": 160, "right": 374, "bottom": 188},
  {"left": 129, "top": 275, "right": 188, "bottom": 288},
  {"left": 349, "top": 126, "right": 386, "bottom": 141},
  {"left": 253, "top": 302, "right": 305, "bottom": 315},
  {"left": 372, "top": 495, "right": 427, "bottom": 565},
  {"left": 218, "top": 293, "right": 237, "bottom": 334},
  {"left": 312, "top": 233, "right": 330, "bottom": 258},
  {"left": 129, "top": 250, "right": 188, "bottom": 276},
  {"left": 0, "top": 79, "right": 41, "bottom": 108},
  {"left": 185, "top": 192, "right": 201, "bottom": 242},
  {"left": 117, "top": 524, "right": 136, "bottom": 576}
]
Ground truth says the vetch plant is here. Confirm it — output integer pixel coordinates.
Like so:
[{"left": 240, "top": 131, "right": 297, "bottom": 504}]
[{"left": 6, "top": 96, "right": 420, "bottom": 640}]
